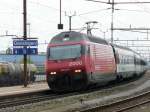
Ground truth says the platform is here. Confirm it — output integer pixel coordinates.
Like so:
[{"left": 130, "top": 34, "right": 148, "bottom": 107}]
[{"left": 0, "top": 82, "right": 49, "bottom": 97}]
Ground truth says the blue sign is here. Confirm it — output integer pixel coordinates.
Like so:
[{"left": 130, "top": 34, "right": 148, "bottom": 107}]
[
  {"left": 13, "top": 40, "right": 38, "bottom": 46},
  {"left": 27, "top": 48, "right": 38, "bottom": 55},
  {"left": 13, "top": 48, "right": 38, "bottom": 55}
]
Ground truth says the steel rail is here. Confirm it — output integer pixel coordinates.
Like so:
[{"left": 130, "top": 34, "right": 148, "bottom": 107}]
[
  {"left": 0, "top": 94, "right": 56, "bottom": 109},
  {"left": 80, "top": 90, "right": 150, "bottom": 112},
  {"left": 0, "top": 89, "right": 91, "bottom": 109},
  {"left": 0, "top": 90, "right": 85, "bottom": 109},
  {"left": 115, "top": 100, "right": 150, "bottom": 112}
]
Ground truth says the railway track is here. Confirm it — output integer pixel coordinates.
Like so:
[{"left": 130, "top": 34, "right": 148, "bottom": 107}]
[
  {"left": 0, "top": 88, "right": 101, "bottom": 109},
  {"left": 0, "top": 90, "right": 52, "bottom": 109},
  {"left": 0, "top": 75, "right": 145, "bottom": 110},
  {"left": 80, "top": 90, "right": 150, "bottom": 112},
  {"left": 0, "top": 89, "right": 86, "bottom": 109}
]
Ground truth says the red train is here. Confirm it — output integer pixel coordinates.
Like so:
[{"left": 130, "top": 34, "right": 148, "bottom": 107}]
[{"left": 45, "top": 31, "right": 147, "bottom": 92}]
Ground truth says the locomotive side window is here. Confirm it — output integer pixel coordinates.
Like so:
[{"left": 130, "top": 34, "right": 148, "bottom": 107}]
[{"left": 48, "top": 45, "right": 81, "bottom": 60}]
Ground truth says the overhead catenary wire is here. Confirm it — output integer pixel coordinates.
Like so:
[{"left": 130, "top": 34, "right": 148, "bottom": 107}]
[
  {"left": 85, "top": 0, "right": 150, "bottom": 60},
  {"left": 0, "top": 1, "right": 22, "bottom": 12},
  {"left": 135, "top": 0, "right": 150, "bottom": 15},
  {"left": 29, "top": 1, "right": 64, "bottom": 12},
  {"left": 0, "top": 1, "right": 150, "bottom": 54},
  {"left": 77, "top": 7, "right": 150, "bottom": 33},
  {"left": 86, "top": 0, "right": 150, "bottom": 4},
  {"left": 86, "top": 0, "right": 150, "bottom": 42},
  {"left": 78, "top": 8, "right": 110, "bottom": 16}
]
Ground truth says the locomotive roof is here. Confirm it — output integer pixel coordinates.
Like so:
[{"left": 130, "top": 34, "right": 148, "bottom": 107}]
[{"left": 50, "top": 31, "right": 108, "bottom": 45}]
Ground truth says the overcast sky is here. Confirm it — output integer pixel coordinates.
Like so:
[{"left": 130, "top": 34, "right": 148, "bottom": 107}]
[{"left": 0, "top": 0, "right": 150, "bottom": 54}]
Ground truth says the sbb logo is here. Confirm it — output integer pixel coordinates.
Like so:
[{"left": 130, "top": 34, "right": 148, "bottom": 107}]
[{"left": 69, "top": 61, "right": 82, "bottom": 66}]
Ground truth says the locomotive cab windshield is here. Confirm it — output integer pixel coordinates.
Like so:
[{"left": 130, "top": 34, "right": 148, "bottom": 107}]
[
  {"left": 48, "top": 44, "right": 82, "bottom": 60},
  {"left": 48, "top": 31, "right": 88, "bottom": 61}
]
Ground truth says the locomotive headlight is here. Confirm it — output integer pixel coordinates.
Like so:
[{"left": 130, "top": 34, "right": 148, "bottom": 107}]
[
  {"left": 50, "top": 72, "right": 56, "bottom": 75},
  {"left": 75, "top": 69, "right": 81, "bottom": 73}
]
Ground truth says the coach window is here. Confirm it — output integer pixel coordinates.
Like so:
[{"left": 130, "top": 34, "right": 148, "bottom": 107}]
[
  {"left": 125, "top": 56, "right": 127, "bottom": 64},
  {"left": 137, "top": 58, "right": 140, "bottom": 65},
  {"left": 121, "top": 56, "right": 123, "bottom": 64},
  {"left": 136, "top": 58, "right": 138, "bottom": 65},
  {"left": 130, "top": 56, "right": 132, "bottom": 64},
  {"left": 122, "top": 56, "right": 124, "bottom": 64},
  {"left": 125, "top": 58, "right": 127, "bottom": 64},
  {"left": 127, "top": 57, "right": 129, "bottom": 64},
  {"left": 130, "top": 56, "right": 133, "bottom": 64},
  {"left": 127, "top": 56, "right": 129, "bottom": 64},
  {"left": 130, "top": 57, "right": 132, "bottom": 64},
  {"left": 126, "top": 57, "right": 128, "bottom": 64},
  {"left": 132, "top": 57, "right": 134, "bottom": 64},
  {"left": 124, "top": 57, "right": 126, "bottom": 64},
  {"left": 135, "top": 58, "right": 137, "bottom": 65},
  {"left": 129, "top": 56, "right": 131, "bottom": 64},
  {"left": 120, "top": 56, "right": 123, "bottom": 64},
  {"left": 129, "top": 57, "right": 131, "bottom": 64},
  {"left": 134, "top": 57, "right": 136, "bottom": 65}
]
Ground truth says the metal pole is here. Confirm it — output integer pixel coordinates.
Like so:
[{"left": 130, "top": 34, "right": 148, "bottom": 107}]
[
  {"left": 111, "top": 0, "right": 114, "bottom": 43},
  {"left": 27, "top": 23, "right": 31, "bottom": 83},
  {"left": 60, "top": 0, "right": 62, "bottom": 24},
  {"left": 147, "top": 30, "right": 149, "bottom": 40},
  {"left": 86, "top": 22, "right": 90, "bottom": 35},
  {"left": 69, "top": 16, "right": 71, "bottom": 31},
  {"left": 65, "top": 12, "right": 76, "bottom": 31},
  {"left": 23, "top": 0, "right": 28, "bottom": 87}
]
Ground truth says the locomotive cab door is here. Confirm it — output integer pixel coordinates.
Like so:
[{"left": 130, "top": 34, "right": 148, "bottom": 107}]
[{"left": 86, "top": 44, "right": 94, "bottom": 81}]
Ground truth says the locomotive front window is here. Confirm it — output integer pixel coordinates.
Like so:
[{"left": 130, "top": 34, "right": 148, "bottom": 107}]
[{"left": 48, "top": 45, "right": 81, "bottom": 60}]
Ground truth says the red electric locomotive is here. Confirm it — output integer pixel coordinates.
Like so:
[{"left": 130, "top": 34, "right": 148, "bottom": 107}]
[{"left": 45, "top": 31, "right": 117, "bottom": 91}]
